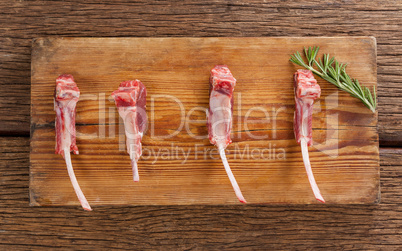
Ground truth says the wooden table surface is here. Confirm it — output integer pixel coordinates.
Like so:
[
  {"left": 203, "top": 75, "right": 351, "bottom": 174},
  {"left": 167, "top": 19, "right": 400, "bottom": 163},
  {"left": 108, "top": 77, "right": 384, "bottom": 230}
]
[{"left": 0, "top": 1, "right": 401, "bottom": 249}]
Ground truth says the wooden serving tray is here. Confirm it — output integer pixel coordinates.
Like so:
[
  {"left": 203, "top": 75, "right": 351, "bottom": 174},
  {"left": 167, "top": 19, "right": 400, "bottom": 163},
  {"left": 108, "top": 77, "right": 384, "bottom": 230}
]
[{"left": 30, "top": 37, "right": 379, "bottom": 206}]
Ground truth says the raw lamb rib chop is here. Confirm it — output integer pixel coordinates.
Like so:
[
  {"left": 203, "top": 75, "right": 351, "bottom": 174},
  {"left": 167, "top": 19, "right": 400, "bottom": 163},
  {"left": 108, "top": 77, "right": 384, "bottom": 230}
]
[
  {"left": 207, "top": 65, "right": 246, "bottom": 203},
  {"left": 294, "top": 69, "right": 325, "bottom": 203},
  {"left": 54, "top": 74, "right": 92, "bottom": 211},
  {"left": 112, "top": 80, "right": 147, "bottom": 182}
]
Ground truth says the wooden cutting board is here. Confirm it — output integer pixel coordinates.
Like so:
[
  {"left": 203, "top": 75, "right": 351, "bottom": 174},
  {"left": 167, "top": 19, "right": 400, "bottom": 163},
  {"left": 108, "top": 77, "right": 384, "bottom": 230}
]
[{"left": 30, "top": 37, "right": 379, "bottom": 206}]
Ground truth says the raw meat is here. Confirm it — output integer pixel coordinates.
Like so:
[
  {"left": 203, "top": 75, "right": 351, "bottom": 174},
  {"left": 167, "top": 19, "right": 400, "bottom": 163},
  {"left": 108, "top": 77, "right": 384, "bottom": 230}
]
[
  {"left": 293, "top": 69, "right": 325, "bottom": 203},
  {"left": 54, "top": 74, "right": 92, "bottom": 211},
  {"left": 112, "top": 80, "right": 147, "bottom": 182},
  {"left": 207, "top": 65, "right": 246, "bottom": 203}
]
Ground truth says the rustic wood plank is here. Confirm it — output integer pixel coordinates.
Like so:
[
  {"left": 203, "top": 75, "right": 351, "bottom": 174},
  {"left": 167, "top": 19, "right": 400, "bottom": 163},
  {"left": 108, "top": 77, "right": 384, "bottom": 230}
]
[
  {"left": 0, "top": 138, "right": 29, "bottom": 207},
  {"left": 0, "top": 0, "right": 401, "bottom": 145},
  {"left": 0, "top": 83, "right": 30, "bottom": 136},
  {"left": 30, "top": 37, "right": 379, "bottom": 206},
  {"left": 1, "top": 137, "right": 401, "bottom": 249}
]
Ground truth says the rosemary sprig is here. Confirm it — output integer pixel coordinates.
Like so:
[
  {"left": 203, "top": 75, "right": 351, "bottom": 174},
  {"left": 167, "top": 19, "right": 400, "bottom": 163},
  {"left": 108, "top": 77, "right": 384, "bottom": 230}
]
[{"left": 290, "top": 46, "right": 377, "bottom": 113}]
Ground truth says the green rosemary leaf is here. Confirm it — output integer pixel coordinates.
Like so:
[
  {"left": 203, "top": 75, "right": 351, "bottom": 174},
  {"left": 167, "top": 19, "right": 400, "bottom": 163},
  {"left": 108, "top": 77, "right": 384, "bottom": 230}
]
[
  {"left": 353, "top": 79, "right": 364, "bottom": 96},
  {"left": 373, "top": 86, "right": 377, "bottom": 108},
  {"left": 366, "top": 87, "right": 374, "bottom": 105}
]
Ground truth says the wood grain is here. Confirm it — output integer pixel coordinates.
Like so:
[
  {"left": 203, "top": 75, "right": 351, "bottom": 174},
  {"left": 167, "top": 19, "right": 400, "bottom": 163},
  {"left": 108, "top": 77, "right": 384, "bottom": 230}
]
[
  {"left": 0, "top": 0, "right": 401, "bottom": 145},
  {"left": 2, "top": 137, "right": 401, "bottom": 249},
  {"left": 30, "top": 37, "right": 379, "bottom": 206}
]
